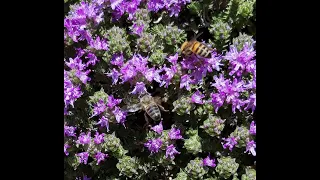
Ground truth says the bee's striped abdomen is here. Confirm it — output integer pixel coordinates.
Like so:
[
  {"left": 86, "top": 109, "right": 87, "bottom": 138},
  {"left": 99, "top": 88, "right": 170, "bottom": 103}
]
[
  {"left": 200, "top": 45, "right": 212, "bottom": 58},
  {"left": 203, "top": 48, "right": 211, "bottom": 58},
  {"left": 192, "top": 41, "right": 201, "bottom": 53},
  {"left": 146, "top": 105, "right": 161, "bottom": 121},
  {"left": 193, "top": 42, "right": 211, "bottom": 58},
  {"left": 184, "top": 49, "right": 193, "bottom": 56}
]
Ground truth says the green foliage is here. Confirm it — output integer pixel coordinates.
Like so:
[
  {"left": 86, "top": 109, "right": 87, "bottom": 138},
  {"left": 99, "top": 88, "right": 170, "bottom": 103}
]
[
  {"left": 184, "top": 158, "right": 208, "bottom": 179},
  {"left": 200, "top": 114, "right": 226, "bottom": 138},
  {"left": 209, "top": 18, "right": 232, "bottom": 51},
  {"left": 241, "top": 167, "right": 256, "bottom": 180},
  {"left": 230, "top": 126, "right": 250, "bottom": 148},
  {"left": 216, "top": 156, "right": 240, "bottom": 179},
  {"left": 105, "top": 26, "right": 132, "bottom": 62},
  {"left": 232, "top": 32, "right": 255, "bottom": 51},
  {"left": 184, "top": 129, "right": 202, "bottom": 154},
  {"left": 173, "top": 169, "right": 188, "bottom": 180},
  {"left": 136, "top": 32, "right": 159, "bottom": 54},
  {"left": 116, "top": 155, "right": 139, "bottom": 178},
  {"left": 150, "top": 23, "right": 187, "bottom": 54},
  {"left": 172, "top": 95, "right": 194, "bottom": 116}
]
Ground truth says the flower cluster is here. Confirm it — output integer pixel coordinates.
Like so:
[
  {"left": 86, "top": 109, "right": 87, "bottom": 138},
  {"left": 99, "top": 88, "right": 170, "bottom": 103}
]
[
  {"left": 144, "top": 122, "right": 182, "bottom": 160},
  {"left": 147, "top": 0, "right": 191, "bottom": 17},
  {"left": 89, "top": 94, "right": 126, "bottom": 128},
  {"left": 180, "top": 51, "right": 223, "bottom": 89}
]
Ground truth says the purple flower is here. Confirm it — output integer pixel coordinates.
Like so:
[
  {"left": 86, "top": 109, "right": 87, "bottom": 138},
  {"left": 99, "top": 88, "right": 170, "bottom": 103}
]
[
  {"left": 144, "top": 138, "right": 163, "bottom": 153},
  {"left": 147, "top": 0, "right": 165, "bottom": 12},
  {"left": 76, "top": 175, "right": 92, "bottom": 180},
  {"left": 222, "top": 136, "right": 238, "bottom": 151},
  {"left": 203, "top": 155, "right": 216, "bottom": 167},
  {"left": 64, "top": 107, "right": 69, "bottom": 116},
  {"left": 210, "top": 92, "right": 225, "bottom": 113},
  {"left": 125, "top": 0, "right": 141, "bottom": 20},
  {"left": 110, "top": 0, "right": 124, "bottom": 10},
  {"left": 91, "top": 99, "right": 106, "bottom": 117},
  {"left": 245, "top": 93, "right": 256, "bottom": 112},
  {"left": 77, "top": 152, "right": 89, "bottom": 164},
  {"left": 224, "top": 43, "right": 256, "bottom": 77},
  {"left": 168, "top": 128, "right": 183, "bottom": 140},
  {"left": 160, "top": 65, "right": 176, "bottom": 88},
  {"left": 64, "top": 144, "right": 70, "bottom": 156},
  {"left": 83, "top": 175, "right": 91, "bottom": 180},
  {"left": 112, "top": 5, "right": 125, "bottom": 21},
  {"left": 211, "top": 74, "right": 228, "bottom": 91},
  {"left": 89, "top": 36, "right": 108, "bottom": 50},
  {"left": 130, "top": 54, "right": 148, "bottom": 73},
  {"left": 96, "top": 116, "right": 109, "bottom": 132},
  {"left": 65, "top": 57, "right": 86, "bottom": 71},
  {"left": 131, "top": 82, "right": 147, "bottom": 95},
  {"left": 78, "top": 30, "right": 93, "bottom": 43},
  {"left": 94, "top": 132, "right": 105, "bottom": 144},
  {"left": 165, "top": 144, "right": 180, "bottom": 159},
  {"left": 151, "top": 121, "right": 163, "bottom": 134},
  {"left": 190, "top": 68, "right": 206, "bottom": 85},
  {"left": 107, "top": 95, "right": 122, "bottom": 109},
  {"left": 120, "top": 63, "right": 137, "bottom": 82},
  {"left": 168, "top": 3, "right": 181, "bottom": 17},
  {"left": 167, "top": 53, "right": 178, "bottom": 65},
  {"left": 180, "top": 55, "right": 216, "bottom": 86},
  {"left": 245, "top": 77, "right": 256, "bottom": 90},
  {"left": 112, "top": 106, "right": 126, "bottom": 124},
  {"left": 110, "top": 53, "right": 124, "bottom": 67},
  {"left": 95, "top": 152, "right": 108, "bottom": 165},
  {"left": 106, "top": 68, "right": 121, "bottom": 85},
  {"left": 64, "top": 72, "right": 83, "bottom": 108},
  {"left": 181, "top": 55, "right": 197, "bottom": 70},
  {"left": 230, "top": 98, "right": 246, "bottom": 113},
  {"left": 77, "top": 132, "right": 91, "bottom": 145},
  {"left": 75, "top": 48, "right": 87, "bottom": 58},
  {"left": 144, "top": 67, "right": 162, "bottom": 83},
  {"left": 75, "top": 69, "right": 91, "bottom": 84},
  {"left": 191, "top": 90, "right": 205, "bottom": 104},
  {"left": 131, "top": 23, "right": 144, "bottom": 36},
  {"left": 245, "top": 140, "right": 256, "bottom": 156},
  {"left": 92, "top": 0, "right": 106, "bottom": 6},
  {"left": 246, "top": 59, "right": 256, "bottom": 75},
  {"left": 64, "top": 1, "right": 105, "bottom": 42},
  {"left": 86, "top": 53, "right": 99, "bottom": 66},
  {"left": 207, "top": 52, "right": 223, "bottom": 71},
  {"left": 64, "top": 125, "right": 76, "bottom": 137},
  {"left": 144, "top": 68, "right": 156, "bottom": 82},
  {"left": 180, "top": 74, "right": 192, "bottom": 91},
  {"left": 211, "top": 76, "right": 245, "bottom": 113},
  {"left": 249, "top": 121, "right": 256, "bottom": 135}
]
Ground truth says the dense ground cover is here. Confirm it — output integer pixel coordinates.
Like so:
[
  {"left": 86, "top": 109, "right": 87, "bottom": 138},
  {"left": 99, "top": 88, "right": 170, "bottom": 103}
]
[{"left": 64, "top": 0, "right": 256, "bottom": 179}]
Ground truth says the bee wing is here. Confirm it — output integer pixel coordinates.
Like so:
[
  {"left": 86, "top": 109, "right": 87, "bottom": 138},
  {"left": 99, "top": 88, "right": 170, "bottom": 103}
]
[{"left": 123, "top": 104, "right": 142, "bottom": 113}]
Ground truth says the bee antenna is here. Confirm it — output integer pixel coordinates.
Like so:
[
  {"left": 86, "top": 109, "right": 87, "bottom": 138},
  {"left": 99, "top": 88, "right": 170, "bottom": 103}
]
[{"left": 194, "top": 32, "right": 203, "bottom": 39}]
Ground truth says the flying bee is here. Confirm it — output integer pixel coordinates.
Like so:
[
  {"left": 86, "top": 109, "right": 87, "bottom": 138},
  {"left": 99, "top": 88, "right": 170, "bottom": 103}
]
[
  {"left": 124, "top": 94, "right": 169, "bottom": 128},
  {"left": 180, "top": 32, "right": 214, "bottom": 58}
]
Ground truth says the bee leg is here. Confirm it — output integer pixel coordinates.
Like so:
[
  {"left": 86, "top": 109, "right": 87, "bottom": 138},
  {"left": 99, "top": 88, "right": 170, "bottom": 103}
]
[
  {"left": 143, "top": 112, "right": 150, "bottom": 129},
  {"left": 158, "top": 105, "right": 169, "bottom": 112}
]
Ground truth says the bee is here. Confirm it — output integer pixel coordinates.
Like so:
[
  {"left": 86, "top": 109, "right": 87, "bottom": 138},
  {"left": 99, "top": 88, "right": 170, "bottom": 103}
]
[
  {"left": 180, "top": 32, "right": 214, "bottom": 58},
  {"left": 124, "top": 94, "right": 169, "bottom": 127}
]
